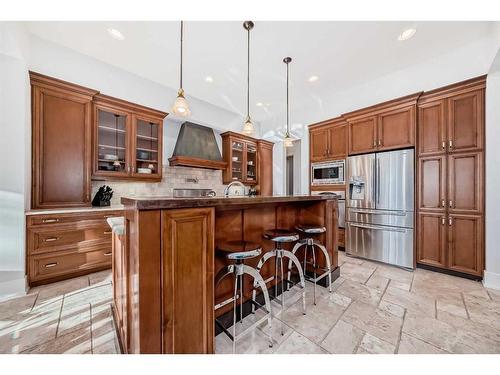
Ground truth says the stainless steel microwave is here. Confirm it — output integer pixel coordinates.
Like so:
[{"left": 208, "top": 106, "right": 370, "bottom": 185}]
[{"left": 311, "top": 160, "right": 345, "bottom": 185}]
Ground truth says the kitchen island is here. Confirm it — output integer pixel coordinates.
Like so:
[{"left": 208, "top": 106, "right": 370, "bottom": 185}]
[{"left": 114, "top": 195, "right": 339, "bottom": 354}]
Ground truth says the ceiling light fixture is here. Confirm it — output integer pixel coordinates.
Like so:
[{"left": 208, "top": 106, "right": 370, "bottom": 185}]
[
  {"left": 397, "top": 27, "right": 417, "bottom": 41},
  {"left": 205, "top": 76, "right": 214, "bottom": 83},
  {"left": 171, "top": 21, "right": 191, "bottom": 117},
  {"left": 283, "top": 57, "right": 295, "bottom": 148},
  {"left": 308, "top": 75, "right": 319, "bottom": 82},
  {"left": 256, "top": 102, "right": 263, "bottom": 107},
  {"left": 242, "top": 21, "right": 255, "bottom": 136},
  {"left": 107, "top": 28, "right": 124, "bottom": 41}
]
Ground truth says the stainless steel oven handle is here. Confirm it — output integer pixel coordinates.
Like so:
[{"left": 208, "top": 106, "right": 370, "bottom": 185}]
[{"left": 349, "top": 223, "right": 407, "bottom": 233}]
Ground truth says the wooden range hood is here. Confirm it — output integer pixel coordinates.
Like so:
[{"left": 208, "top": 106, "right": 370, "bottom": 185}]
[{"left": 168, "top": 122, "right": 227, "bottom": 170}]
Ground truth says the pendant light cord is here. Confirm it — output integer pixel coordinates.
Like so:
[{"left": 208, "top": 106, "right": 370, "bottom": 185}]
[
  {"left": 180, "top": 21, "right": 184, "bottom": 90},
  {"left": 247, "top": 25, "right": 250, "bottom": 120},
  {"left": 286, "top": 61, "right": 289, "bottom": 135}
]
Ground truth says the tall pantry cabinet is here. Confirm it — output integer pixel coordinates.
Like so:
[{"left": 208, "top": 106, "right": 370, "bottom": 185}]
[{"left": 416, "top": 76, "right": 485, "bottom": 277}]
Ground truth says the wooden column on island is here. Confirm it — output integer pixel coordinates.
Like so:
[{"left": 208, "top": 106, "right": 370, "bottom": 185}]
[{"left": 116, "top": 196, "right": 339, "bottom": 354}]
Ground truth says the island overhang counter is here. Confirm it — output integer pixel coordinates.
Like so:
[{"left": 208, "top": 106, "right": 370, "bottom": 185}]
[{"left": 114, "top": 195, "right": 339, "bottom": 354}]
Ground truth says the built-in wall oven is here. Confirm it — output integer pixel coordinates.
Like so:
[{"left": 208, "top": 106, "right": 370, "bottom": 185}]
[
  {"left": 311, "top": 160, "right": 345, "bottom": 186},
  {"left": 311, "top": 190, "right": 345, "bottom": 228}
]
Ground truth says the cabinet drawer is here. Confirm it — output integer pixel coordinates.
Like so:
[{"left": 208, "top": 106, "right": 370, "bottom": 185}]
[
  {"left": 30, "top": 225, "right": 111, "bottom": 254},
  {"left": 30, "top": 247, "right": 112, "bottom": 282},
  {"left": 28, "top": 210, "right": 122, "bottom": 227}
]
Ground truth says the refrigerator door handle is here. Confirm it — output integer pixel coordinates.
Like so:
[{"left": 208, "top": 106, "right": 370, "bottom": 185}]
[
  {"left": 349, "top": 223, "right": 407, "bottom": 233},
  {"left": 350, "top": 209, "right": 407, "bottom": 216},
  {"left": 376, "top": 160, "right": 381, "bottom": 205}
]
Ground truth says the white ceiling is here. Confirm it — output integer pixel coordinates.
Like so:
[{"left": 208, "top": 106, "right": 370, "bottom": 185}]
[{"left": 25, "top": 21, "right": 495, "bottom": 123}]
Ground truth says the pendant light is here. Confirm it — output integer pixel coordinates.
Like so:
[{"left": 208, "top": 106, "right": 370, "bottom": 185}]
[
  {"left": 283, "top": 57, "right": 294, "bottom": 148},
  {"left": 242, "top": 21, "right": 254, "bottom": 135},
  {"left": 172, "top": 21, "right": 191, "bottom": 117}
]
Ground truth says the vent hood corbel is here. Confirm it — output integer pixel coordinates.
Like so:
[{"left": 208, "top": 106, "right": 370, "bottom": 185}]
[{"left": 168, "top": 122, "right": 227, "bottom": 170}]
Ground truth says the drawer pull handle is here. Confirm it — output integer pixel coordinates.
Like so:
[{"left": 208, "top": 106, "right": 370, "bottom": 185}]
[
  {"left": 104, "top": 252, "right": 112, "bottom": 256},
  {"left": 44, "top": 237, "right": 59, "bottom": 242},
  {"left": 45, "top": 262, "right": 58, "bottom": 268},
  {"left": 104, "top": 231, "right": 112, "bottom": 234},
  {"left": 42, "top": 219, "right": 59, "bottom": 223},
  {"left": 104, "top": 215, "right": 115, "bottom": 219}
]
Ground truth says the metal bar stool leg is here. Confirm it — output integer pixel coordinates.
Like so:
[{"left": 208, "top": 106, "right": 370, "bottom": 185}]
[
  {"left": 232, "top": 274, "right": 238, "bottom": 354},
  {"left": 311, "top": 243, "right": 317, "bottom": 305}
]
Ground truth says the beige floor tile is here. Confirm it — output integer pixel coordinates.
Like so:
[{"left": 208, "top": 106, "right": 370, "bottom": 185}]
[
  {"left": 30, "top": 276, "right": 90, "bottom": 304},
  {"left": 280, "top": 296, "right": 344, "bottom": 344},
  {"left": 338, "top": 252, "right": 365, "bottom": 265},
  {"left": 342, "top": 300, "right": 403, "bottom": 345},
  {"left": 88, "top": 270, "right": 112, "bottom": 286},
  {"left": 216, "top": 328, "right": 274, "bottom": 354},
  {"left": 63, "top": 284, "right": 112, "bottom": 310},
  {"left": 320, "top": 320, "right": 364, "bottom": 354},
  {"left": 275, "top": 331, "right": 326, "bottom": 354},
  {"left": 58, "top": 302, "right": 91, "bottom": 338},
  {"left": 437, "top": 309, "right": 500, "bottom": 344},
  {"left": 382, "top": 286, "right": 435, "bottom": 317},
  {"left": 365, "top": 274, "right": 390, "bottom": 292},
  {"left": 337, "top": 280, "right": 382, "bottom": 306},
  {"left": 0, "top": 294, "right": 37, "bottom": 321},
  {"left": 397, "top": 333, "right": 448, "bottom": 354},
  {"left": 378, "top": 300, "right": 405, "bottom": 318},
  {"left": 340, "top": 262, "right": 376, "bottom": 284},
  {"left": 322, "top": 292, "right": 352, "bottom": 308},
  {"left": 487, "top": 288, "right": 500, "bottom": 302},
  {"left": 359, "top": 333, "right": 395, "bottom": 354},
  {"left": 462, "top": 293, "right": 500, "bottom": 330},
  {"left": 91, "top": 304, "right": 120, "bottom": 354},
  {"left": 389, "top": 279, "right": 411, "bottom": 292},
  {"left": 403, "top": 311, "right": 500, "bottom": 354},
  {"left": 372, "top": 265, "right": 413, "bottom": 285},
  {"left": 436, "top": 293, "right": 467, "bottom": 319},
  {"left": 22, "top": 327, "right": 91, "bottom": 354}
]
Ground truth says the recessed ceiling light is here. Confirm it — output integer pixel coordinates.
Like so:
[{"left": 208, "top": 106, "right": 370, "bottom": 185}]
[
  {"left": 204, "top": 76, "right": 214, "bottom": 83},
  {"left": 397, "top": 27, "right": 417, "bottom": 41},
  {"left": 107, "top": 28, "right": 124, "bottom": 41},
  {"left": 308, "top": 75, "right": 319, "bottom": 83},
  {"left": 256, "top": 102, "right": 263, "bottom": 107}
]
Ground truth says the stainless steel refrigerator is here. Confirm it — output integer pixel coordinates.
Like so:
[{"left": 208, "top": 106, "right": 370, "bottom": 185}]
[{"left": 346, "top": 149, "right": 414, "bottom": 269}]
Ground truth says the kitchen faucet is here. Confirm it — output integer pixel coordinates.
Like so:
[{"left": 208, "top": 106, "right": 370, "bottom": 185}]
[{"left": 224, "top": 181, "right": 245, "bottom": 197}]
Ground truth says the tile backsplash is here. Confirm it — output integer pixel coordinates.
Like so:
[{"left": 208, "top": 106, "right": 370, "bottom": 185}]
[{"left": 91, "top": 166, "right": 228, "bottom": 206}]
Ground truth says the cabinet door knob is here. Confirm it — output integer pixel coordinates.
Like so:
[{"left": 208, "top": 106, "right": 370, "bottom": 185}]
[
  {"left": 441, "top": 199, "right": 445, "bottom": 208},
  {"left": 441, "top": 217, "right": 445, "bottom": 225},
  {"left": 449, "top": 140, "right": 453, "bottom": 149},
  {"left": 448, "top": 217, "right": 453, "bottom": 226},
  {"left": 442, "top": 141, "right": 446, "bottom": 150},
  {"left": 449, "top": 200, "right": 453, "bottom": 208},
  {"left": 373, "top": 140, "right": 377, "bottom": 148},
  {"left": 378, "top": 139, "right": 382, "bottom": 146}
]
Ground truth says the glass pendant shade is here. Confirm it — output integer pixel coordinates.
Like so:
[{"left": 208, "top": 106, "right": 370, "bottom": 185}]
[
  {"left": 172, "top": 89, "right": 191, "bottom": 117},
  {"left": 243, "top": 117, "right": 254, "bottom": 135},
  {"left": 283, "top": 133, "right": 294, "bottom": 148}
]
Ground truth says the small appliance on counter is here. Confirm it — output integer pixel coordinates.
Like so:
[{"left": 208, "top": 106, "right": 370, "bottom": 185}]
[{"left": 92, "top": 185, "right": 114, "bottom": 207}]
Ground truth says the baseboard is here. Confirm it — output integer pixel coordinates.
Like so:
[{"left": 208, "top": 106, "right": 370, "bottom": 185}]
[
  {"left": 0, "top": 271, "right": 27, "bottom": 302},
  {"left": 483, "top": 270, "right": 500, "bottom": 291}
]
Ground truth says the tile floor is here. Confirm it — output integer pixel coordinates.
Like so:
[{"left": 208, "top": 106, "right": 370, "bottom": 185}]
[{"left": 1, "top": 251, "right": 500, "bottom": 354}]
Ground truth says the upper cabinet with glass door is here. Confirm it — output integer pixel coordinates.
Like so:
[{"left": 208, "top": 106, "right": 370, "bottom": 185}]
[{"left": 92, "top": 94, "right": 167, "bottom": 181}]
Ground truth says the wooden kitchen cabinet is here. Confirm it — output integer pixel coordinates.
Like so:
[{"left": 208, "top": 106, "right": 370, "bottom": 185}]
[
  {"left": 92, "top": 94, "right": 166, "bottom": 182},
  {"left": 221, "top": 132, "right": 274, "bottom": 189},
  {"left": 377, "top": 106, "right": 415, "bottom": 151},
  {"left": 447, "top": 90, "right": 483, "bottom": 153},
  {"left": 26, "top": 210, "right": 122, "bottom": 286},
  {"left": 418, "top": 100, "right": 447, "bottom": 156},
  {"left": 344, "top": 93, "right": 421, "bottom": 155},
  {"left": 416, "top": 76, "right": 485, "bottom": 278},
  {"left": 309, "top": 117, "right": 348, "bottom": 161},
  {"left": 418, "top": 155, "right": 447, "bottom": 212},
  {"left": 30, "top": 72, "right": 98, "bottom": 209},
  {"left": 447, "top": 151, "right": 483, "bottom": 214},
  {"left": 417, "top": 212, "right": 447, "bottom": 269},
  {"left": 162, "top": 208, "right": 215, "bottom": 354},
  {"left": 447, "top": 214, "right": 483, "bottom": 276}
]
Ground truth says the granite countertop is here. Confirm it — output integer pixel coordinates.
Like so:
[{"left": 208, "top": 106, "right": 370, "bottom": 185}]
[
  {"left": 121, "top": 195, "right": 337, "bottom": 210},
  {"left": 25, "top": 204, "right": 124, "bottom": 216}
]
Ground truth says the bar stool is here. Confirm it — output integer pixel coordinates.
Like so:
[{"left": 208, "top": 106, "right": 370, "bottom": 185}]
[
  {"left": 214, "top": 240, "right": 273, "bottom": 353},
  {"left": 252, "top": 229, "right": 306, "bottom": 334},
  {"left": 287, "top": 225, "right": 332, "bottom": 305}
]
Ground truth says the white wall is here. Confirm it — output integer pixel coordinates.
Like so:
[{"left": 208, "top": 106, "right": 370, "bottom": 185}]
[
  {"left": 484, "top": 49, "right": 500, "bottom": 290},
  {"left": 0, "top": 23, "right": 31, "bottom": 299}
]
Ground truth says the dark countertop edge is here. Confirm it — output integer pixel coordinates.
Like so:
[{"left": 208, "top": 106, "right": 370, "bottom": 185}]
[{"left": 121, "top": 195, "right": 337, "bottom": 210}]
